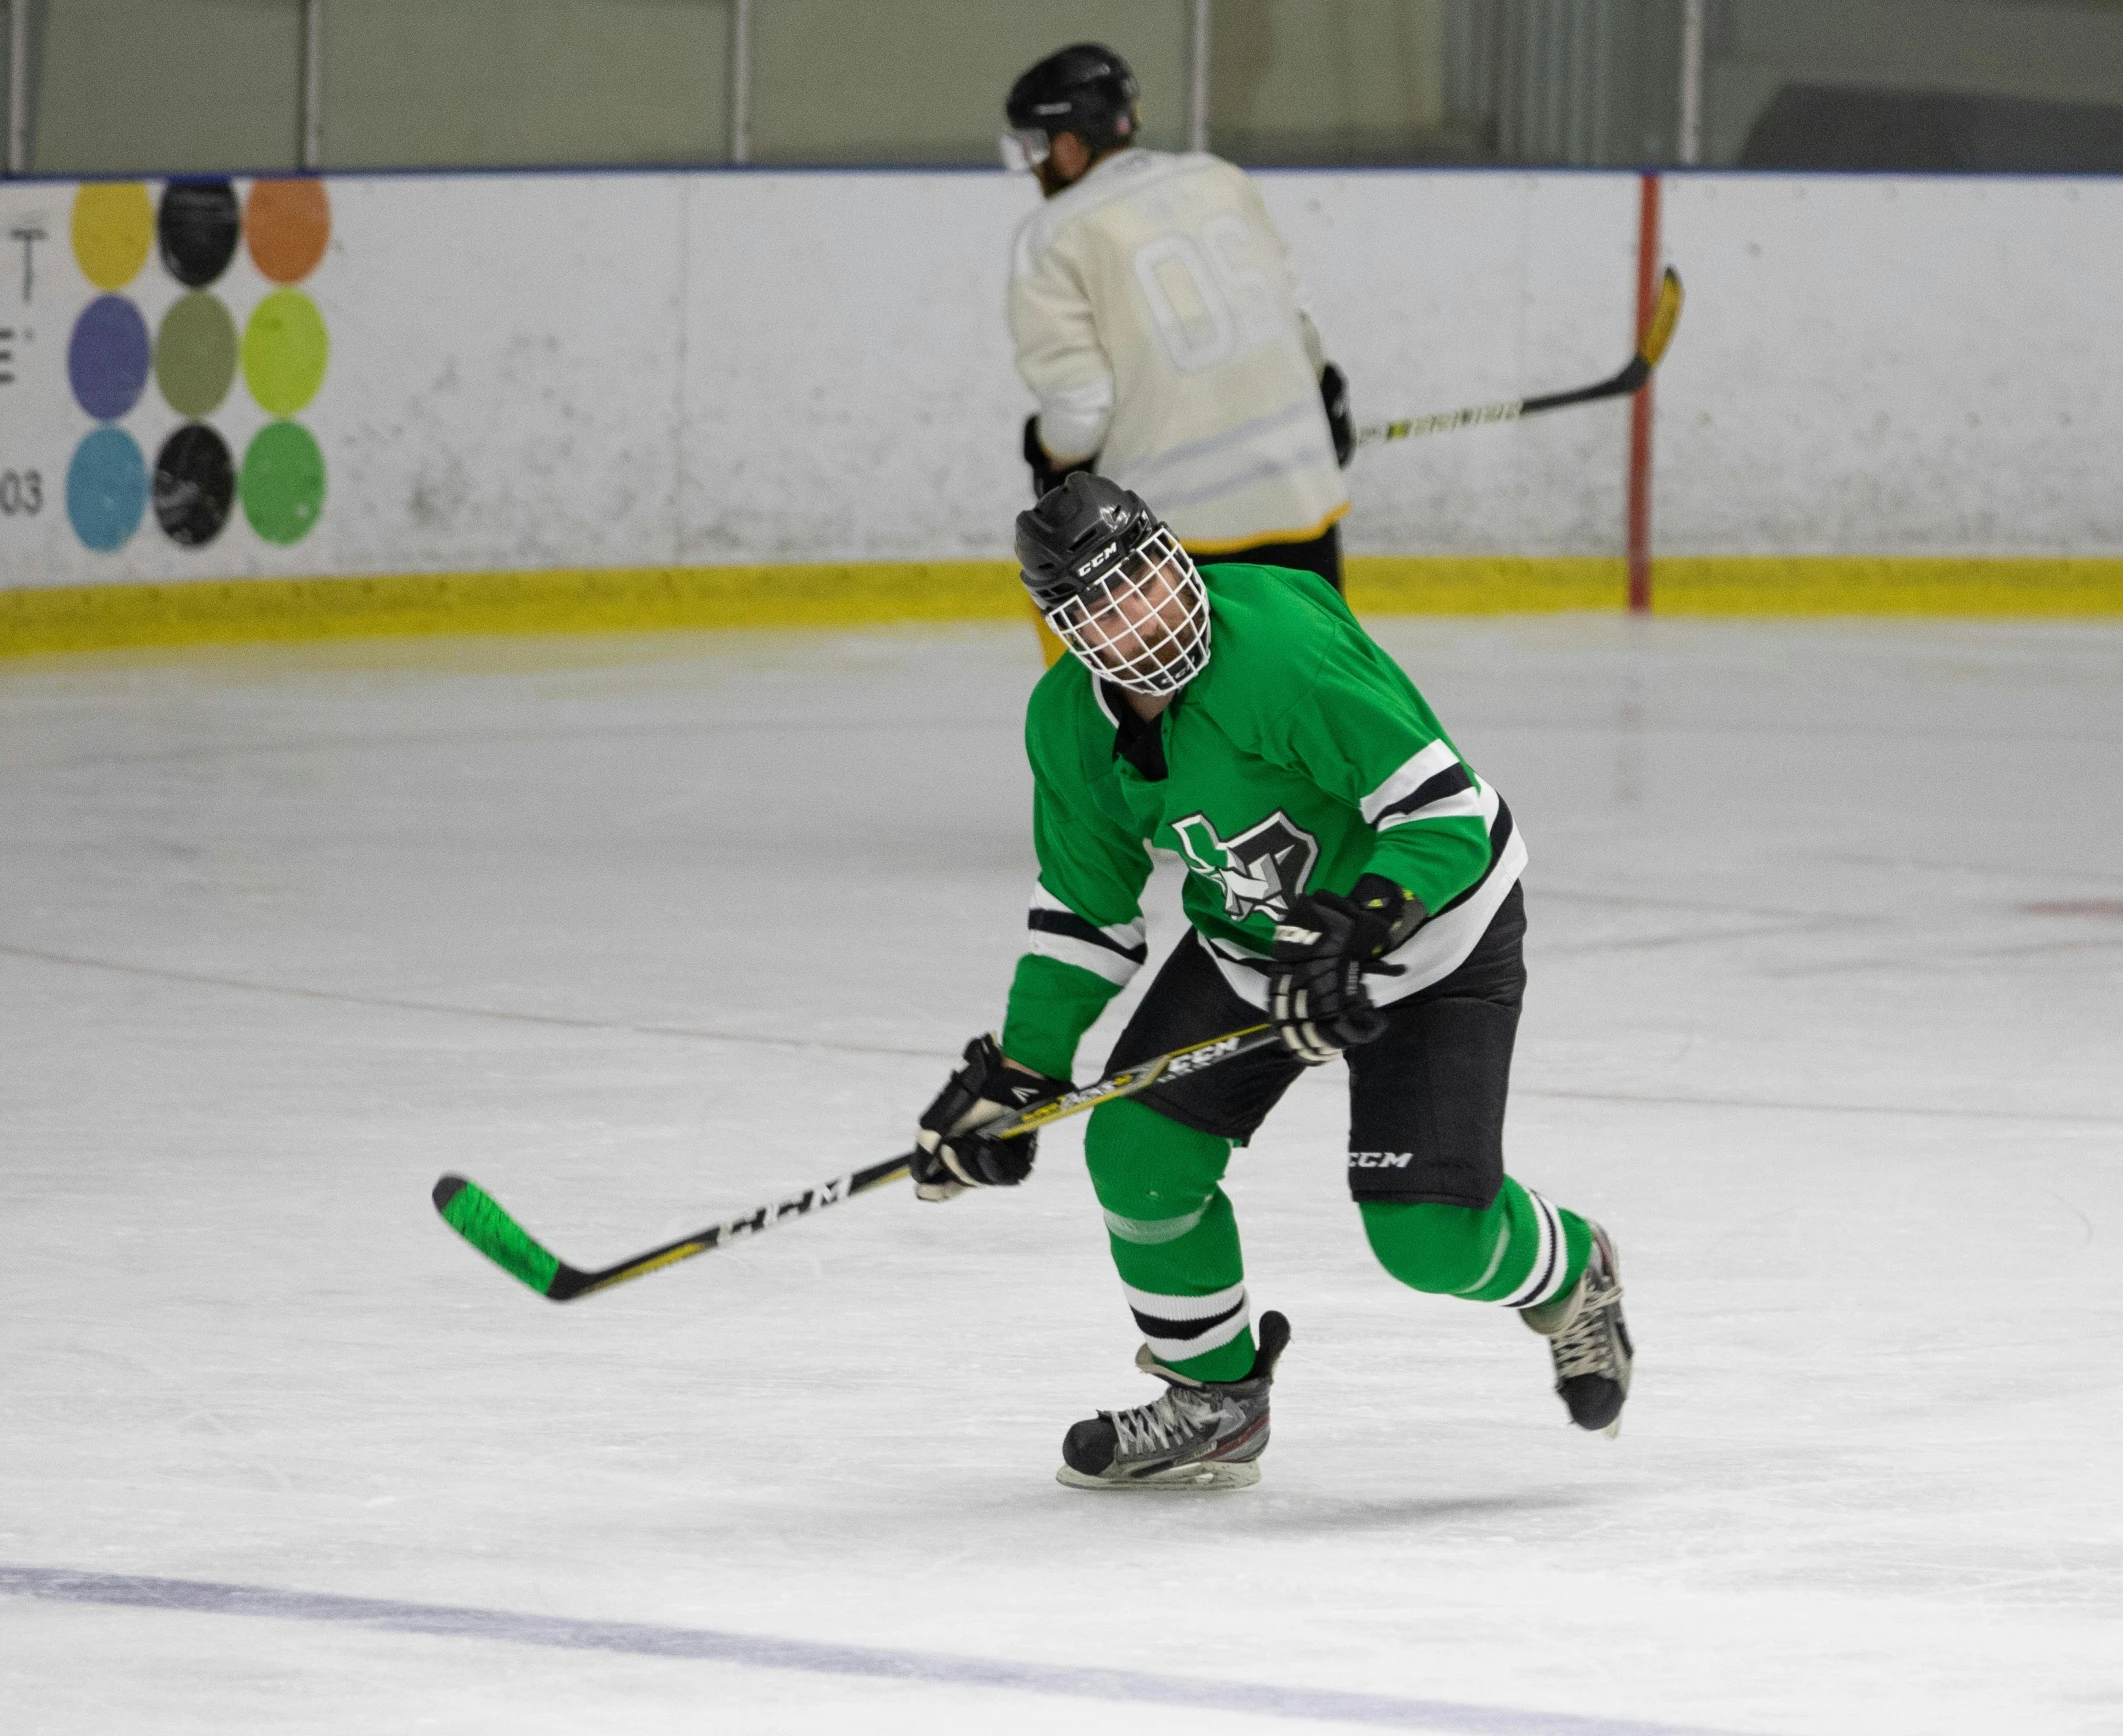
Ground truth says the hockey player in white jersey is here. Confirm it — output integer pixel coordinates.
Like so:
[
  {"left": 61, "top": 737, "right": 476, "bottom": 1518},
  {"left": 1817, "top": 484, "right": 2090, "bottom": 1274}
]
[{"left": 1003, "top": 43, "right": 1355, "bottom": 594}]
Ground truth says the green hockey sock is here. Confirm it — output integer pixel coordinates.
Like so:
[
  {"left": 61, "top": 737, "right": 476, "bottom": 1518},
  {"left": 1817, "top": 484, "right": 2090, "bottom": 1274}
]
[
  {"left": 1084, "top": 1096, "right": 1256, "bottom": 1383},
  {"left": 1360, "top": 1177, "right": 1588, "bottom": 1309}
]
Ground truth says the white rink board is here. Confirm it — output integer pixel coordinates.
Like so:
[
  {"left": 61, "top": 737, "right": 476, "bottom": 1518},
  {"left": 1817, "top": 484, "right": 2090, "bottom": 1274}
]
[
  {"left": 5, "top": 166, "right": 2123, "bottom": 589},
  {"left": 1656, "top": 174, "right": 2123, "bottom": 557}
]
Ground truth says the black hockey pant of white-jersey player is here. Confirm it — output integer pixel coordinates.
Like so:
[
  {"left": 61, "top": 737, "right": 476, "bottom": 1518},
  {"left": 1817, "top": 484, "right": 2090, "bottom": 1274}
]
[{"left": 913, "top": 473, "right": 1633, "bottom": 1488}]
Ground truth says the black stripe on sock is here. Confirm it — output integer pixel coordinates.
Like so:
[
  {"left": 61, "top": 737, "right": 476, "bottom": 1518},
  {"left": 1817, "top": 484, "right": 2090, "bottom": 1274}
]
[
  {"left": 1374, "top": 761, "right": 1474, "bottom": 825},
  {"left": 1520, "top": 1198, "right": 1560, "bottom": 1309},
  {"left": 1130, "top": 1298, "right": 1246, "bottom": 1343},
  {"left": 1028, "top": 907, "right": 1148, "bottom": 963}
]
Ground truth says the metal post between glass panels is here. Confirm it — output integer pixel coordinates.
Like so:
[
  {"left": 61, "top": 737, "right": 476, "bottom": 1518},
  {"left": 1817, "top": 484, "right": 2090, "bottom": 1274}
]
[
  {"left": 1189, "top": 0, "right": 1211, "bottom": 153},
  {"left": 7, "top": 0, "right": 29, "bottom": 175},
  {"left": 301, "top": 0, "right": 325, "bottom": 171},
  {"left": 1677, "top": 0, "right": 1703, "bottom": 165},
  {"left": 730, "top": 0, "right": 751, "bottom": 164}
]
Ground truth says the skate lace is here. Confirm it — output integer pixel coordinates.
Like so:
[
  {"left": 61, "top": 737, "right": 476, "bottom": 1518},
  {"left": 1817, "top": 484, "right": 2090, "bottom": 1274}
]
[
  {"left": 1551, "top": 1281, "right": 1624, "bottom": 1382},
  {"left": 1112, "top": 1384, "right": 1225, "bottom": 1458}
]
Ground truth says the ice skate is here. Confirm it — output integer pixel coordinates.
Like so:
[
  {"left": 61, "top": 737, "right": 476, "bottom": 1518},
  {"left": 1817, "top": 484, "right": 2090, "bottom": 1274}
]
[
  {"left": 1058, "top": 1311, "right": 1290, "bottom": 1489},
  {"left": 1521, "top": 1221, "right": 1631, "bottom": 1436}
]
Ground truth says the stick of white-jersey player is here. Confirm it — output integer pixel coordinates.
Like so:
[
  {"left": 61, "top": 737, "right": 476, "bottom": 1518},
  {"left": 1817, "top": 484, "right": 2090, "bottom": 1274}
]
[
  {"left": 431, "top": 1022, "right": 1284, "bottom": 1303},
  {"left": 1356, "top": 267, "right": 1683, "bottom": 448}
]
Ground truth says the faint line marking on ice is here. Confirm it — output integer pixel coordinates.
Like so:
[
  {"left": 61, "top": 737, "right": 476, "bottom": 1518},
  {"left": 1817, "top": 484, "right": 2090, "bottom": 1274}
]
[
  {"left": 0, "top": 1566, "right": 1754, "bottom": 1736},
  {"left": 1519, "top": 1086, "right": 2123, "bottom": 1128},
  {"left": 0, "top": 941, "right": 953, "bottom": 1062}
]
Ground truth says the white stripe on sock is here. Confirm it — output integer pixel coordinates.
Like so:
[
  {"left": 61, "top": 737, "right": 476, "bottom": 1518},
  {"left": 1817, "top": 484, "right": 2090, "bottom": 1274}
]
[
  {"left": 1121, "top": 1278, "right": 1245, "bottom": 1321},
  {"left": 1497, "top": 1191, "right": 1563, "bottom": 1309}
]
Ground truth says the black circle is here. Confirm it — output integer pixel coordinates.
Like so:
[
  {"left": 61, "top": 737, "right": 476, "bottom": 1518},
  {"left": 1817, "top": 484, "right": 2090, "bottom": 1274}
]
[
  {"left": 157, "top": 180, "right": 241, "bottom": 288},
  {"left": 153, "top": 424, "right": 235, "bottom": 546}
]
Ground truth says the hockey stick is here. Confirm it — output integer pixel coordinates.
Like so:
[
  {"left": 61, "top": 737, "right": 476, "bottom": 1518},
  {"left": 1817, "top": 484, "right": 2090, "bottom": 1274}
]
[
  {"left": 1354, "top": 266, "right": 1683, "bottom": 448},
  {"left": 432, "top": 1021, "right": 1282, "bottom": 1302}
]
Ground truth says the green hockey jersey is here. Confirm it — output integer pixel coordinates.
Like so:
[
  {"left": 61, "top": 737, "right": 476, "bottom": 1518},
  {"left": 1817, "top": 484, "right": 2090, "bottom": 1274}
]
[{"left": 1001, "top": 562, "right": 1527, "bottom": 1080}]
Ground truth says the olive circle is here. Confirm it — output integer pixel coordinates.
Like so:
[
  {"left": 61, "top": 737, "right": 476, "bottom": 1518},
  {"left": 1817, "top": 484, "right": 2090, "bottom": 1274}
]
[
  {"left": 157, "top": 179, "right": 242, "bottom": 288},
  {"left": 155, "top": 292, "right": 239, "bottom": 417},
  {"left": 153, "top": 423, "right": 236, "bottom": 547},
  {"left": 241, "top": 420, "right": 326, "bottom": 546},
  {"left": 242, "top": 288, "right": 329, "bottom": 415}
]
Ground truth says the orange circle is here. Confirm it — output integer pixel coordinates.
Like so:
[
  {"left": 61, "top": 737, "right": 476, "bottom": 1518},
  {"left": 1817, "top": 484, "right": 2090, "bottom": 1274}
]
[{"left": 245, "top": 179, "right": 331, "bottom": 284}]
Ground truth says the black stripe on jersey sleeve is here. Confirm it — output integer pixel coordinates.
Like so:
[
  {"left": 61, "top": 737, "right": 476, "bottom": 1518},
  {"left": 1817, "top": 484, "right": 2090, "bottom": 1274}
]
[
  {"left": 1028, "top": 906, "right": 1149, "bottom": 963},
  {"left": 1435, "top": 798, "right": 1514, "bottom": 917},
  {"left": 1128, "top": 1298, "right": 1247, "bottom": 1343},
  {"left": 1373, "top": 761, "right": 1475, "bottom": 825}
]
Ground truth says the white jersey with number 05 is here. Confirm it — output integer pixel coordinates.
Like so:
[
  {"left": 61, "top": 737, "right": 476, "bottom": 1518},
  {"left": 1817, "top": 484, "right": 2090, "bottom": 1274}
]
[{"left": 1009, "top": 149, "right": 1350, "bottom": 553}]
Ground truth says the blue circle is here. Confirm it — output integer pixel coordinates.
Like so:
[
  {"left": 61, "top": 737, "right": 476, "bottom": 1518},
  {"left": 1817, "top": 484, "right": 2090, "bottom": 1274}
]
[
  {"left": 67, "top": 427, "right": 149, "bottom": 550},
  {"left": 68, "top": 295, "right": 152, "bottom": 421}
]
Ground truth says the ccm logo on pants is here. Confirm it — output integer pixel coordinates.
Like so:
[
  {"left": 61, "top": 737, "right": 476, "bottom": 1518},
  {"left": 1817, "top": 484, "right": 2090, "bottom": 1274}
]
[{"left": 1350, "top": 1151, "right": 1414, "bottom": 1169}]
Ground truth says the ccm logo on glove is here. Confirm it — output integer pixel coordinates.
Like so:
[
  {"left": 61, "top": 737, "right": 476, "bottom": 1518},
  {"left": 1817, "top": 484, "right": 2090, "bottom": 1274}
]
[{"left": 1350, "top": 1151, "right": 1415, "bottom": 1169}]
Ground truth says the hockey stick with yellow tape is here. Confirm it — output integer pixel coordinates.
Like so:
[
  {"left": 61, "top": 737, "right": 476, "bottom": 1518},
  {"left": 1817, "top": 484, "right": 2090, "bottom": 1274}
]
[
  {"left": 1356, "top": 266, "right": 1683, "bottom": 448},
  {"left": 432, "top": 1022, "right": 1279, "bottom": 1302}
]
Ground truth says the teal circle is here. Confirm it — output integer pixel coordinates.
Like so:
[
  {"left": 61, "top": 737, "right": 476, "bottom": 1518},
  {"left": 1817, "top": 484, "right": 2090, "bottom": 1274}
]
[{"left": 67, "top": 427, "right": 148, "bottom": 550}]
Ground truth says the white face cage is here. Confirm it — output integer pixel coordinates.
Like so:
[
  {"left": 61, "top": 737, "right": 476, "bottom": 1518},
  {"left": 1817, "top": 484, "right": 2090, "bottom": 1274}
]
[
  {"left": 999, "top": 127, "right": 1051, "bottom": 172},
  {"left": 1043, "top": 526, "right": 1211, "bottom": 697}
]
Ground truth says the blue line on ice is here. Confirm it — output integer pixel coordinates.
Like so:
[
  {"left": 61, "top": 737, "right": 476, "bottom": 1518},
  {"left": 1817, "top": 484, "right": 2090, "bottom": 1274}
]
[{"left": 1, "top": 1564, "right": 1749, "bottom": 1735}]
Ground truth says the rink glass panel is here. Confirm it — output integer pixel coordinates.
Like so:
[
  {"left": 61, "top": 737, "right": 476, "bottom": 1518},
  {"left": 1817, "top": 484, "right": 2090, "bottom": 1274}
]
[
  {"left": 318, "top": 0, "right": 732, "bottom": 171},
  {"left": 18, "top": 0, "right": 303, "bottom": 177},
  {"left": 745, "top": 0, "right": 1192, "bottom": 165}
]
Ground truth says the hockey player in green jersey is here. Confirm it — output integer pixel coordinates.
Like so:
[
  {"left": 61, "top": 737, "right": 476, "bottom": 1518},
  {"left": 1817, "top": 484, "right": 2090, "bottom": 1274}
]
[{"left": 911, "top": 473, "right": 1632, "bottom": 1488}]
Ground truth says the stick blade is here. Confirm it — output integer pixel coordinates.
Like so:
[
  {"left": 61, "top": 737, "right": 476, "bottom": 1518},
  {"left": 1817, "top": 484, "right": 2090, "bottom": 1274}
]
[
  {"left": 432, "top": 1173, "right": 566, "bottom": 1299},
  {"left": 1640, "top": 267, "right": 1684, "bottom": 368}
]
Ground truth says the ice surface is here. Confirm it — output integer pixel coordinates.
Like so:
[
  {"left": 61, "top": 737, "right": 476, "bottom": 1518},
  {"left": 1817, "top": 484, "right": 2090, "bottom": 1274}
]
[{"left": 2, "top": 617, "right": 2119, "bottom": 1735}]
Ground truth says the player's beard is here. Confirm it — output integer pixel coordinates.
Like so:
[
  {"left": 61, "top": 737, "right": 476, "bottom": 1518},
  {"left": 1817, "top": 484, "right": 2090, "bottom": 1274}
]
[{"left": 1048, "top": 530, "right": 1211, "bottom": 696}]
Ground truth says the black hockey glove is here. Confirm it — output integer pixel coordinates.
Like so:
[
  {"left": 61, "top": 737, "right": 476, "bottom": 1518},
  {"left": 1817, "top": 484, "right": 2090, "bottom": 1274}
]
[
  {"left": 1319, "top": 363, "right": 1354, "bottom": 468},
  {"left": 912, "top": 1034, "right": 1071, "bottom": 1202},
  {"left": 1023, "top": 414, "right": 1098, "bottom": 502},
  {"left": 1269, "top": 878, "right": 1426, "bottom": 1065}
]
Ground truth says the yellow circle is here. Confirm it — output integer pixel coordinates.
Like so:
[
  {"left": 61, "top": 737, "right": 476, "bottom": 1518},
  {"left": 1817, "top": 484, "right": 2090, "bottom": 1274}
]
[{"left": 71, "top": 183, "right": 155, "bottom": 291}]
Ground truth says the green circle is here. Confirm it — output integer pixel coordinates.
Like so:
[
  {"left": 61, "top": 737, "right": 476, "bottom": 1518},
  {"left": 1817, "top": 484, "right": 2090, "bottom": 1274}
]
[
  {"left": 240, "top": 420, "right": 326, "bottom": 545},
  {"left": 155, "top": 291, "right": 239, "bottom": 416},
  {"left": 242, "top": 288, "right": 328, "bottom": 415}
]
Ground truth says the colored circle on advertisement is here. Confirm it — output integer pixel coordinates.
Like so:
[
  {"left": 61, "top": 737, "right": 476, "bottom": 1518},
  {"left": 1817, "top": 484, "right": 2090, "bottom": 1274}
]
[
  {"left": 68, "top": 294, "right": 153, "bottom": 420},
  {"left": 66, "top": 427, "right": 149, "bottom": 550},
  {"left": 153, "top": 424, "right": 237, "bottom": 547},
  {"left": 155, "top": 292, "right": 239, "bottom": 416},
  {"left": 242, "top": 289, "right": 328, "bottom": 414},
  {"left": 246, "top": 178, "right": 331, "bottom": 283},
  {"left": 157, "top": 179, "right": 242, "bottom": 287},
  {"left": 71, "top": 183, "right": 155, "bottom": 290},
  {"left": 241, "top": 420, "right": 326, "bottom": 545}
]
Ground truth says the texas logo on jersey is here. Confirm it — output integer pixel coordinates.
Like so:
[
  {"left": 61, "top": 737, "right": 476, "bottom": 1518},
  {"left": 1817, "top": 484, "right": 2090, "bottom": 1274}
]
[{"left": 1170, "top": 810, "right": 1320, "bottom": 922}]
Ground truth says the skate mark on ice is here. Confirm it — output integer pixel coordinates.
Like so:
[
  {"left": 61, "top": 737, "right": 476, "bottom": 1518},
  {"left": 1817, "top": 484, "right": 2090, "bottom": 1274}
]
[
  {"left": 0, "top": 941, "right": 953, "bottom": 1061},
  {"left": 0, "top": 1564, "right": 1759, "bottom": 1736}
]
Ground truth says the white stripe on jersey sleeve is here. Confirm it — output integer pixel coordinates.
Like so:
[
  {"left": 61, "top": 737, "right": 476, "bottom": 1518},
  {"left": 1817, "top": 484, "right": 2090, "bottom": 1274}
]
[
  {"left": 1037, "top": 376, "right": 1116, "bottom": 465},
  {"left": 1026, "top": 880, "right": 1147, "bottom": 987},
  {"left": 1359, "top": 740, "right": 1460, "bottom": 826},
  {"left": 1028, "top": 929, "right": 1139, "bottom": 985}
]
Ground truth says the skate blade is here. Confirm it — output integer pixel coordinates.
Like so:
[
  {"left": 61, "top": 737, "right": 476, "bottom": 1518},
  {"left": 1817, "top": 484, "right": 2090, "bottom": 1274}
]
[{"left": 1056, "top": 1458, "right": 1261, "bottom": 1491}]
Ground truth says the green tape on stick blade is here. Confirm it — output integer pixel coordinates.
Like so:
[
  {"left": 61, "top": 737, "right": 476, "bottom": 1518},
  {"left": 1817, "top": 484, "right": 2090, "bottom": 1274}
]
[{"left": 434, "top": 1175, "right": 562, "bottom": 1296}]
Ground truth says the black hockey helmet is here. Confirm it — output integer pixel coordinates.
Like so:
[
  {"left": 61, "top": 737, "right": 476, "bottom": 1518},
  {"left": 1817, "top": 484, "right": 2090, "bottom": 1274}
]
[
  {"left": 1016, "top": 474, "right": 1210, "bottom": 696},
  {"left": 1005, "top": 43, "right": 1139, "bottom": 159},
  {"left": 1015, "top": 472, "right": 1160, "bottom": 612}
]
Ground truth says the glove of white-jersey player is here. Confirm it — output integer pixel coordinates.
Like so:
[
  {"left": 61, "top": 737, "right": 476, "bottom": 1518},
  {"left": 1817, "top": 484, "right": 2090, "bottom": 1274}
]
[{"left": 912, "top": 1034, "right": 1070, "bottom": 1202}]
